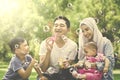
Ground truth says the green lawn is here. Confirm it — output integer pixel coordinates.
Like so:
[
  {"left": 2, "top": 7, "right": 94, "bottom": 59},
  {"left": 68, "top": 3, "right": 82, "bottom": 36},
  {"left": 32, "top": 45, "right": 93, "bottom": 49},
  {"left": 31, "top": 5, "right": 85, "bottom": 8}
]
[{"left": 0, "top": 62, "right": 120, "bottom": 80}]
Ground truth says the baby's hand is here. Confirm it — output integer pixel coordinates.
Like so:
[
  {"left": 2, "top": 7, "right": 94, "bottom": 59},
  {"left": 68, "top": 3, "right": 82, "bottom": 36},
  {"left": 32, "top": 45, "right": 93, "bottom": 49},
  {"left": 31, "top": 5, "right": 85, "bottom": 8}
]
[{"left": 84, "top": 61, "right": 91, "bottom": 69}]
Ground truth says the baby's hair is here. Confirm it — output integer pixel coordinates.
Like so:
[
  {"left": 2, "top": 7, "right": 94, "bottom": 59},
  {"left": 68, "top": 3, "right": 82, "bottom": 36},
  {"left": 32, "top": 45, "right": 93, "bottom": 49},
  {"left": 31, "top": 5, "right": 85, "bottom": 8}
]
[{"left": 84, "top": 41, "right": 97, "bottom": 50}]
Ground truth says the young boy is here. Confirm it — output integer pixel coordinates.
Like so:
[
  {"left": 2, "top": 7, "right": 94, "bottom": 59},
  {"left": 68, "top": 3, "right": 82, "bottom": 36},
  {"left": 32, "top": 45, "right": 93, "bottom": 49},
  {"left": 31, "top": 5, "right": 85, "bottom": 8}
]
[
  {"left": 71, "top": 41, "right": 110, "bottom": 80},
  {"left": 2, "top": 37, "right": 38, "bottom": 80}
]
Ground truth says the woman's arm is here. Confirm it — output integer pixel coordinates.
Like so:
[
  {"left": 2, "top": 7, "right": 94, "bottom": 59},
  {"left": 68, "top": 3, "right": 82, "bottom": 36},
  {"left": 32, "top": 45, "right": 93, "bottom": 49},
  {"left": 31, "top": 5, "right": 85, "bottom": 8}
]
[
  {"left": 103, "top": 57, "right": 110, "bottom": 73},
  {"left": 96, "top": 40, "right": 115, "bottom": 71}
]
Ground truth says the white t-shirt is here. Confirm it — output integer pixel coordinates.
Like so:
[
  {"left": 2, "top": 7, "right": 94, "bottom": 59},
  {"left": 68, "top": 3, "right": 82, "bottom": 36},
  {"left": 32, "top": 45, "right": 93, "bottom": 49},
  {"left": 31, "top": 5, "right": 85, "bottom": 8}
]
[{"left": 39, "top": 38, "right": 77, "bottom": 71}]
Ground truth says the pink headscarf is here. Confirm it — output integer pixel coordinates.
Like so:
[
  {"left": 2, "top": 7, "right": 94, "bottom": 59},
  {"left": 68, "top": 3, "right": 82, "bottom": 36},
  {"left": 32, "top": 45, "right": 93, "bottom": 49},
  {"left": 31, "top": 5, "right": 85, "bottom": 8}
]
[{"left": 78, "top": 17, "right": 108, "bottom": 60}]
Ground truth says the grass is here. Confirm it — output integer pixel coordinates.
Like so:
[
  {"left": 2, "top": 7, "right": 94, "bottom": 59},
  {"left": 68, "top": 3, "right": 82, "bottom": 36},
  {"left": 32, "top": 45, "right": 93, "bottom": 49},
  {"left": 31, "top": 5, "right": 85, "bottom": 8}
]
[{"left": 0, "top": 62, "right": 120, "bottom": 80}]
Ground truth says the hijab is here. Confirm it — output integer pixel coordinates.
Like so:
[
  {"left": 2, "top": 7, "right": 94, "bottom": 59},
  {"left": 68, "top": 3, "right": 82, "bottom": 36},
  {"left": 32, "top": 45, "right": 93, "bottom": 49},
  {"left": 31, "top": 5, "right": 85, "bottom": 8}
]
[{"left": 78, "top": 17, "right": 108, "bottom": 60}]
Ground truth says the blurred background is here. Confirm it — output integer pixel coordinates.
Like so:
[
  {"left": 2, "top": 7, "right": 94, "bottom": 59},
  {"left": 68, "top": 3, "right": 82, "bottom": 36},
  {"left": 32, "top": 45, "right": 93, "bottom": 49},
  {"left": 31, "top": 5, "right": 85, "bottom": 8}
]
[{"left": 0, "top": 0, "right": 120, "bottom": 69}]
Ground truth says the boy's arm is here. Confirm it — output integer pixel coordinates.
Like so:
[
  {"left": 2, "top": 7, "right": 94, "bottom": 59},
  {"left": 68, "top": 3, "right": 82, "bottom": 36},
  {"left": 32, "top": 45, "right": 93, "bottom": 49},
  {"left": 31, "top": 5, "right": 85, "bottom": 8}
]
[{"left": 17, "top": 58, "right": 37, "bottom": 79}]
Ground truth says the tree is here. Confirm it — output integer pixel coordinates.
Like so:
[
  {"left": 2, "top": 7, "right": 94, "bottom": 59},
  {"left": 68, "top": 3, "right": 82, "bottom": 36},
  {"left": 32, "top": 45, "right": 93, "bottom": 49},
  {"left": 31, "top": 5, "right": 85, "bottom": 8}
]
[{"left": 0, "top": 0, "right": 120, "bottom": 65}]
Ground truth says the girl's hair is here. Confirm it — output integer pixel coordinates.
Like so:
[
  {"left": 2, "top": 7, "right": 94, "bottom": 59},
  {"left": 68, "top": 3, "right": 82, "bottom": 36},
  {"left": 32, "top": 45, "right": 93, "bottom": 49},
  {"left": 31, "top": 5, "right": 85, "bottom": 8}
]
[
  {"left": 84, "top": 41, "right": 97, "bottom": 50},
  {"left": 9, "top": 37, "right": 25, "bottom": 53},
  {"left": 54, "top": 16, "right": 70, "bottom": 28}
]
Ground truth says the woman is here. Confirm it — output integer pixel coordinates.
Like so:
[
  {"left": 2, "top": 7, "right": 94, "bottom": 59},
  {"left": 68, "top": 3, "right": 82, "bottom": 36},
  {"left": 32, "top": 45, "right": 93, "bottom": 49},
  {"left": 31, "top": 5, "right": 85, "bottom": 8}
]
[
  {"left": 78, "top": 17, "right": 115, "bottom": 80},
  {"left": 39, "top": 16, "right": 77, "bottom": 80}
]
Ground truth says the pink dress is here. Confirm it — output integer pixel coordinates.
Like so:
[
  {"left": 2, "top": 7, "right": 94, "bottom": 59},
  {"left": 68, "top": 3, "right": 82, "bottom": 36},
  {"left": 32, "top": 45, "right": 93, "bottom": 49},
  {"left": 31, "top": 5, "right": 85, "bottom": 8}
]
[{"left": 77, "top": 53, "right": 104, "bottom": 80}]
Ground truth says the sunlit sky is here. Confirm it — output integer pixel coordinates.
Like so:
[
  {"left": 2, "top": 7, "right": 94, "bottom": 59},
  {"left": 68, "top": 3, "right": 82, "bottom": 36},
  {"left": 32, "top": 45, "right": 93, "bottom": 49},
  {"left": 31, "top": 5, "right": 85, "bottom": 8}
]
[{"left": 0, "top": 0, "right": 19, "bottom": 15}]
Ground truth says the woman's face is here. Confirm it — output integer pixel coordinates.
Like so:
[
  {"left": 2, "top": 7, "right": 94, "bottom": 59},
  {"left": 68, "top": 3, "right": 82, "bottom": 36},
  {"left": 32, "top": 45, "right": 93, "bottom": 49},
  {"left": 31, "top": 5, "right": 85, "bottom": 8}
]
[
  {"left": 52, "top": 19, "right": 69, "bottom": 37},
  {"left": 81, "top": 24, "right": 93, "bottom": 41}
]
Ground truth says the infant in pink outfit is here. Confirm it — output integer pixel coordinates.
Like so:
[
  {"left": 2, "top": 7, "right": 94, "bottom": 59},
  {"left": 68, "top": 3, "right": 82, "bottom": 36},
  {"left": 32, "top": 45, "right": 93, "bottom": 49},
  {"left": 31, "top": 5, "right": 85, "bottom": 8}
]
[{"left": 71, "top": 42, "right": 109, "bottom": 80}]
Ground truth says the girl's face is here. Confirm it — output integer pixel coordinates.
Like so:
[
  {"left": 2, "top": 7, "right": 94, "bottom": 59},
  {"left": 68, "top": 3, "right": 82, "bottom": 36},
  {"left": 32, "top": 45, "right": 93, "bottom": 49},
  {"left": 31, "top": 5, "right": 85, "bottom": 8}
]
[
  {"left": 84, "top": 46, "right": 96, "bottom": 57},
  {"left": 81, "top": 25, "right": 93, "bottom": 41},
  {"left": 52, "top": 19, "right": 69, "bottom": 37}
]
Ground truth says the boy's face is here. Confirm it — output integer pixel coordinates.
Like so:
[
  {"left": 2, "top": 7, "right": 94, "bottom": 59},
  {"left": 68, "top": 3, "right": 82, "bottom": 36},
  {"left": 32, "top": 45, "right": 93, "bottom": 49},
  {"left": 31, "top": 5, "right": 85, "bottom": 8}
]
[
  {"left": 84, "top": 46, "right": 96, "bottom": 57},
  {"left": 15, "top": 40, "right": 29, "bottom": 55},
  {"left": 52, "top": 19, "right": 69, "bottom": 37}
]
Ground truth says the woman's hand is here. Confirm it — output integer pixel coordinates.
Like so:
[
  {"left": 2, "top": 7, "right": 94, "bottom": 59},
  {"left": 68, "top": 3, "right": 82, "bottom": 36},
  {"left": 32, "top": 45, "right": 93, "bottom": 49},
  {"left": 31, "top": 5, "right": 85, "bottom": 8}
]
[{"left": 103, "top": 67, "right": 109, "bottom": 73}]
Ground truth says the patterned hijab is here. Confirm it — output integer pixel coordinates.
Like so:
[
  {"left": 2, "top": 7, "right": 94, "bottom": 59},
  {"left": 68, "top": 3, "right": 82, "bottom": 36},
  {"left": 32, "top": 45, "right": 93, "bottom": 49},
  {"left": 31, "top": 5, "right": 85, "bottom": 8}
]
[{"left": 78, "top": 17, "right": 108, "bottom": 60}]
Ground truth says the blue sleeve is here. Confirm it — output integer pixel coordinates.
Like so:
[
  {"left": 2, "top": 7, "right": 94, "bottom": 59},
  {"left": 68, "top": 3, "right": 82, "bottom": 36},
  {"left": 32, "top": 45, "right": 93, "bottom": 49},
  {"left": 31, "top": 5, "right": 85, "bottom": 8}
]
[
  {"left": 103, "top": 40, "right": 115, "bottom": 68},
  {"left": 96, "top": 62, "right": 104, "bottom": 71},
  {"left": 12, "top": 60, "right": 22, "bottom": 72},
  {"left": 96, "top": 40, "right": 115, "bottom": 71},
  {"left": 26, "top": 54, "right": 32, "bottom": 62}
]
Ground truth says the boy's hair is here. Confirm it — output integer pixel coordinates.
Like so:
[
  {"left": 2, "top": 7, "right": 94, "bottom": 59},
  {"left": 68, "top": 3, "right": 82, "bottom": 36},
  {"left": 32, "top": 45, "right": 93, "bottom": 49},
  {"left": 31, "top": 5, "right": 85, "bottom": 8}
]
[
  {"left": 84, "top": 41, "right": 97, "bottom": 50},
  {"left": 54, "top": 16, "right": 70, "bottom": 28},
  {"left": 9, "top": 37, "right": 25, "bottom": 53}
]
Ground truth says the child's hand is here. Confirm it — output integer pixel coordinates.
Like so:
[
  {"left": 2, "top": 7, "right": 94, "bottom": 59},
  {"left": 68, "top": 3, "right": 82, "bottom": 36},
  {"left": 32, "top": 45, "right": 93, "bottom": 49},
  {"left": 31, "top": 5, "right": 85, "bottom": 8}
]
[
  {"left": 34, "top": 63, "right": 43, "bottom": 77},
  {"left": 31, "top": 58, "right": 38, "bottom": 67},
  {"left": 84, "top": 61, "right": 91, "bottom": 69},
  {"left": 78, "top": 61, "right": 84, "bottom": 68}
]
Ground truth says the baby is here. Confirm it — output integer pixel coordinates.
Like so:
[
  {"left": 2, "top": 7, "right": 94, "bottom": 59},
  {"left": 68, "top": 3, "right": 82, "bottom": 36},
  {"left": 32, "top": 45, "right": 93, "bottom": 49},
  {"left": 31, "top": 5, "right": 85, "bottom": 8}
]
[{"left": 71, "top": 42, "right": 110, "bottom": 80}]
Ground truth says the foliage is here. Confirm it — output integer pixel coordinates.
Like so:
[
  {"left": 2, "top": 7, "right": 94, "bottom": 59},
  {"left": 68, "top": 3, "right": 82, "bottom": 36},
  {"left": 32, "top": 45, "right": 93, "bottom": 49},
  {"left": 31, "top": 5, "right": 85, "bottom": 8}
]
[{"left": 0, "top": 0, "right": 120, "bottom": 66}]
